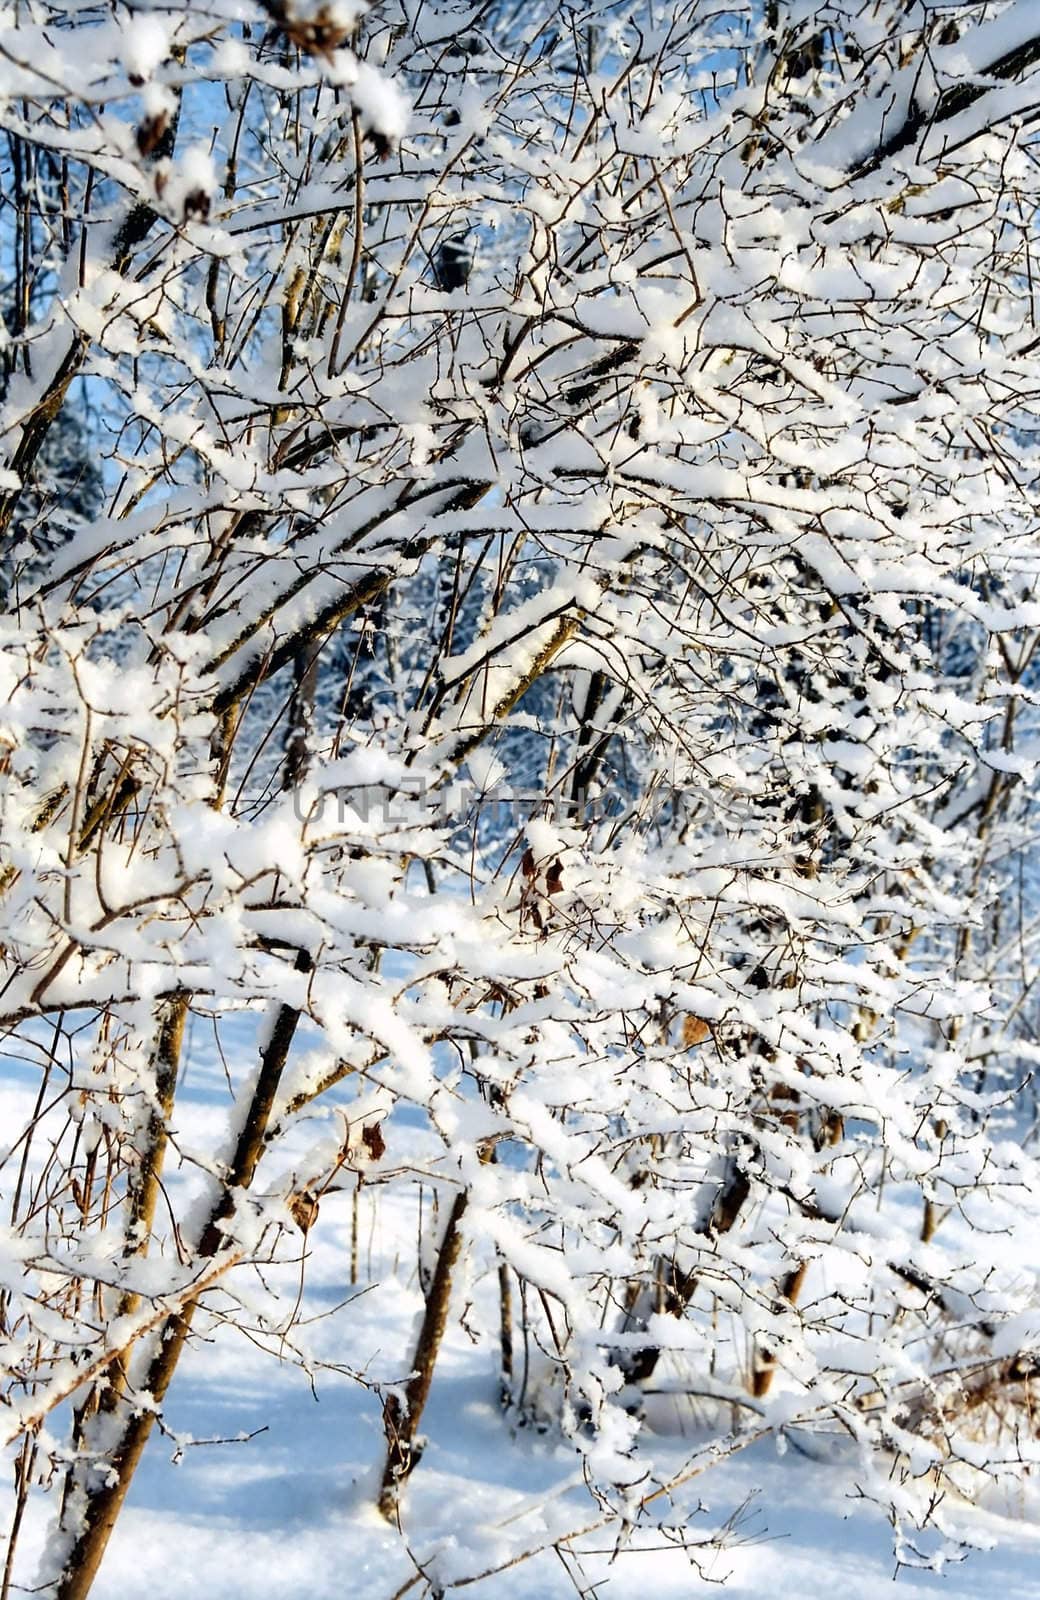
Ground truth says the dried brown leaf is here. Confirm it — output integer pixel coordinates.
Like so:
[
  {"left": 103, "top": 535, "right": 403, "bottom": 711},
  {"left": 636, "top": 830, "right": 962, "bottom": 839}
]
[
  {"left": 136, "top": 113, "right": 168, "bottom": 158},
  {"left": 681, "top": 1014, "right": 710, "bottom": 1048},
  {"left": 288, "top": 1190, "right": 320, "bottom": 1233},
  {"left": 361, "top": 1122, "right": 386, "bottom": 1161}
]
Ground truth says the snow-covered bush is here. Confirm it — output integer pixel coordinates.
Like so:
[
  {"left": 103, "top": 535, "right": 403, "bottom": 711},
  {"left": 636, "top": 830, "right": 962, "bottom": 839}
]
[{"left": 4, "top": 1, "right": 1040, "bottom": 1593}]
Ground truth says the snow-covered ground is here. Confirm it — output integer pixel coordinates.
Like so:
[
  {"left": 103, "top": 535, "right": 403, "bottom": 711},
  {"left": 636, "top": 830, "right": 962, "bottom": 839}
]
[
  {"left": 6, "top": 1017, "right": 1040, "bottom": 1599},
  {"left": 13, "top": 1254, "right": 1040, "bottom": 1599}
]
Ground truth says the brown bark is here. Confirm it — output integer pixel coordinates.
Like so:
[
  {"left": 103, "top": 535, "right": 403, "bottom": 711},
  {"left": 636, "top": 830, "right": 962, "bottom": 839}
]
[
  {"left": 282, "top": 644, "right": 320, "bottom": 791},
  {"left": 54, "top": 961, "right": 309, "bottom": 1600},
  {"left": 750, "top": 1260, "right": 809, "bottom": 1400},
  {"left": 122, "top": 996, "right": 187, "bottom": 1266},
  {"left": 59, "top": 993, "right": 189, "bottom": 1519},
  {"left": 613, "top": 1157, "right": 752, "bottom": 1388},
  {"left": 497, "top": 1259, "right": 514, "bottom": 1405},
  {"left": 378, "top": 1187, "right": 468, "bottom": 1521}
]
